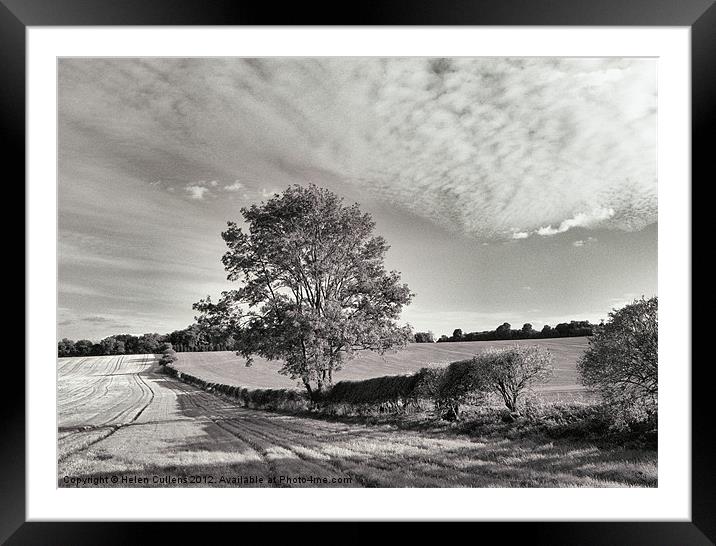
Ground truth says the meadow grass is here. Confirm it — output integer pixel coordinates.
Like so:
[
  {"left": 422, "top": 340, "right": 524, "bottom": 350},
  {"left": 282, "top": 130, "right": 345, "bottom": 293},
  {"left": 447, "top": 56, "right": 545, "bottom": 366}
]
[
  {"left": 59, "top": 353, "right": 656, "bottom": 488},
  {"left": 173, "top": 337, "right": 591, "bottom": 392}
]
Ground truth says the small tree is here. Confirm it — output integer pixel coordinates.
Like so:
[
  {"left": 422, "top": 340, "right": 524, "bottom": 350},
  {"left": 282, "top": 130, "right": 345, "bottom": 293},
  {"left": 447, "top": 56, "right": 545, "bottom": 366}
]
[
  {"left": 74, "top": 339, "right": 95, "bottom": 356},
  {"left": 194, "top": 184, "right": 414, "bottom": 398},
  {"left": 136, "top": 333, "right": 166, "bottom": 354},
  {"left": 159, "top": 343, "right": 178, "bottom": 366},
  {"left": 58, "top": 338, "right": 76, "bottom": 357},
  {"left": 495, "top": 322, "right": 512, "bottom": 339},
  {"left": 99, "top": 336, "right": 126, "bottom": 356},
  {"left": 521, "top": 323, "right": 534, "bottom": 338},
  {"left": 477, "top": 345, "right": 554, "bottom": 412},
  {"left": 555, "top": 323, "right": 571, "bottom": 337},
  {"left": 414, "top": 331, "right": 435, "bottom": 343},
  {"left": 431, "top": 359, "right": 488, "bottom": 421},
  {"left": 577, "top": 297, "right": 657, "bottom": 425}
]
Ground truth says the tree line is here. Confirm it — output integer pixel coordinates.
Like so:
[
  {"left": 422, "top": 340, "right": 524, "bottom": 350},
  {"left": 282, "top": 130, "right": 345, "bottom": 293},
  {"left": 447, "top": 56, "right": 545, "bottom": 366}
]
[
  {"left": 57, "top": 324, "right": 240, "bottom": 357},
  {"left": 59, "top": 318, "right": 596, "bottom": 356},
  {"left": 413, "top": 320, "right": 595, "bottom": 344}
]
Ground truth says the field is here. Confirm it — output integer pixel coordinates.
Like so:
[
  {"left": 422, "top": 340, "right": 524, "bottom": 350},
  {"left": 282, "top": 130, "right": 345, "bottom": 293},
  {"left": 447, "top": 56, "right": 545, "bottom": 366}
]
[
  {"left": 173, "top": 338, "right": 592, "bottom": 398},
  {"left": 58, "top": 349, "right": 656, "bottom": 487}
]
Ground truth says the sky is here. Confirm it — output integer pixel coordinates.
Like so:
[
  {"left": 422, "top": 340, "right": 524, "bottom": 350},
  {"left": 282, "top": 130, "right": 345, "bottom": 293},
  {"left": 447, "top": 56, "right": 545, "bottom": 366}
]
[{"left": 58, "top": 58, "right": 657, "bottom": 341}]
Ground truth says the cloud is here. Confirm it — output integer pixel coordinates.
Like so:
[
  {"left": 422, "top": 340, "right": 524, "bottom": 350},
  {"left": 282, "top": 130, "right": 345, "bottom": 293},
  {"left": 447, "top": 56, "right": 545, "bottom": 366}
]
[
  {"left": 186, "top": 185, "right": 209, "bottom": 199},
  {"left": 59, "top": 315, "right": 131, "bottom": 329},
  {"left": 260, "top": 188, "right": 282, "bottom": 199},
  {"left": 82, "top": 315, "right": 117, "bottom": 323},
  {"left": 573, "top": 237, "right": 598, "bottom": 247},
  {"left": 224, "top": 181, "right": 244, "bottom": 192},
  {"left": 535, "top": 208, "right": 615, "bottom": 237},
  {"left": 58, "top": 58, "right": 655, "bottom": 241},
  {"left": 352, "top": 59, "right": 656, "bottom": 239}
]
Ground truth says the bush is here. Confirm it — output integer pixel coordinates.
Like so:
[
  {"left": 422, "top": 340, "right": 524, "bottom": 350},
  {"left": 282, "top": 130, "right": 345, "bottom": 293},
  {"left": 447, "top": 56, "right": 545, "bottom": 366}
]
[
  {"left": 159, "top": 347, "right": 178, "bottom": 366},
  {"left": 322, "top": 373, "right": 424, "bottom": 412},
  {"left": 475, "top": 345, "right": 554, "bottom": 413},
  {"left": 414, "top": 331, "right": 435, "bottom": 343},
  {"left": 577, "top": 297, "right": 657, "bottom": 428},
  {"left": 319, "top": 348, "right": 552, "bottom": 421},
  {"left": 427, "top": 359, "right": 488, "bottom": 420}
]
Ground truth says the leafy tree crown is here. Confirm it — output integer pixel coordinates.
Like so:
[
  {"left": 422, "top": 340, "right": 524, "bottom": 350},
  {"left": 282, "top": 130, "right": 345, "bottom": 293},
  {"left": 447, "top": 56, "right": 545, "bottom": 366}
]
[{"left": 194, "top": 184, "right": 414, "bottom": 395}]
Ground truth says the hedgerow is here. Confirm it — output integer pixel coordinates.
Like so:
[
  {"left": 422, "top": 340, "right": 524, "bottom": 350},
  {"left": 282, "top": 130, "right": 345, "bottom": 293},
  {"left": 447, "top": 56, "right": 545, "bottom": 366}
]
[
  {"left": 320, "top": 372, "right": 425, "bottom": 408},
  {"left": 162, "top": 366, "right": 309, "bottom": 411}
]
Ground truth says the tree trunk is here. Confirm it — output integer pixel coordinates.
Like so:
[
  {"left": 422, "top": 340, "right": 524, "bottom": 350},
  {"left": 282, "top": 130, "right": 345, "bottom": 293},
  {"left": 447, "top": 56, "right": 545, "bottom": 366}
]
[
  {"left": 442, "top": 402, "right": 460, "bottom": 421},
  {"left": 302, "top": 378, "right": 314, "bottom": 400},
  {"left": 510, "top": 394, "right": 520, "bottom": 414}
]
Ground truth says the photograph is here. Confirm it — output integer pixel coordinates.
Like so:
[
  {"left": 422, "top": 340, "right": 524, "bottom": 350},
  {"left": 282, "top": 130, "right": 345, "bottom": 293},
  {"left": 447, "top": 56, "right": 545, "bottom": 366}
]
[{"left": 57, "top": 56, "right": 658, "bottom": 489}]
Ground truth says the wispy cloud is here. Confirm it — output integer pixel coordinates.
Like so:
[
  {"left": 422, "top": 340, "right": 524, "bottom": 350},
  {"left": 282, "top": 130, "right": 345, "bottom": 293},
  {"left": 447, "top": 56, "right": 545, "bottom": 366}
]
[
  {"left": 355, "top": 59, "right": 656, "bottom": 239},
  {"left": 573, "top": 237, "right": 598, "bottom": 247},
  {"left": 535, "top": 209, "right": 615, "bottom": 237},
  {"left": 260, "top": 188, "right": 282, "bottom": 199},
  {"left": 59, "top": 58, "right": 656, "bottom": 240},
  {"left": 186, "top": 185, "right": 209, "bottom": 199}
]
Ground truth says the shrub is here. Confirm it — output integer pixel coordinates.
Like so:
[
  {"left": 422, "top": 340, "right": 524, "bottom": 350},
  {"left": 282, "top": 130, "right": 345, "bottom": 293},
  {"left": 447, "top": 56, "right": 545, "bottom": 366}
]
[
  {"left": 322, "top": 372, "right": 424, "bottom": 411},
  {"left": 475, "top": 345, "right": 554, "bottom": 413},
  {"left": 159, "top": 347, "right": 178, "bottom": 366},
  {"left": 414, "top": 366, "right": 445, "bottom": 399},
  {"left": 429, "top": 359, "right": 488, "bottom": 420},
  {"left": 414, "top": 331, "right": 435, "bottom": 343},
  {"left": 577, "top": 296, "right": 657, "bottom": 427}
]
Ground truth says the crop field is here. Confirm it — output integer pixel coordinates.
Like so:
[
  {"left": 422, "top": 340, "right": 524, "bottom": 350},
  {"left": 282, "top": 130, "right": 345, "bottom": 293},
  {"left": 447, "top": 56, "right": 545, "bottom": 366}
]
[
  {"left": 58, "top": 353, "right": 655, "bottom": 488},
  {"left": 173, "top": 337, "right": 591, "bottom": 398}
]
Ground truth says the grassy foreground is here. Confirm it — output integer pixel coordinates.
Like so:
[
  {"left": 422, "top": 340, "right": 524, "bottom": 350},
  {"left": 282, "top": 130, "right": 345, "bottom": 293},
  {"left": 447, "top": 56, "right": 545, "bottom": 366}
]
[
  {"left": 166, "top": 367, "right": 657, "bottom": 487},
  {"left": 59, "top": 354, "right": 656, "bottom": 487}
]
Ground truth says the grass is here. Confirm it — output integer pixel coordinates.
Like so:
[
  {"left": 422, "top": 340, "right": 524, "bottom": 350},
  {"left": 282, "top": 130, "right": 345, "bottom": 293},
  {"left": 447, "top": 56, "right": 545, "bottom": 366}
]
[
  {"left": 173, "top": 337, "right": 591, "bottom": 396},
  {"left": 59, "top": 352, "right": 656, "bottom": 488}
]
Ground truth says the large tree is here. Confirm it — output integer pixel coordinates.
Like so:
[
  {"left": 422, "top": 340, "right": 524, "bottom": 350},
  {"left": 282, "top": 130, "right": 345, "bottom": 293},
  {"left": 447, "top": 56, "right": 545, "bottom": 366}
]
[
  {"left": 194, "top": 185, "right": 414, "bottom": 397},
  {"left": 577, "top": 296, "right": 657, "bottom": 424}
]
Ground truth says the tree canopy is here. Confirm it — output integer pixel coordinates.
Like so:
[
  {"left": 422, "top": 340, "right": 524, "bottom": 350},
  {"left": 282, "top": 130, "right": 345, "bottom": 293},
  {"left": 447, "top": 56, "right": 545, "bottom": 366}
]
[
  {"left": 577, "top": 296, "right": 657, "bottom": 424},
  {"left": 194, "top": 185, "right": 414, "bottom": 396}
]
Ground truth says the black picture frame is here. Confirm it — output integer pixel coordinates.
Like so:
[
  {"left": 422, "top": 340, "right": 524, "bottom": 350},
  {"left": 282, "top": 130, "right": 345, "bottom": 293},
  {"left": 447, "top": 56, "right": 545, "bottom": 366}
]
[{"left": 7, "top": 0, "right": 712, "bottom": 543}]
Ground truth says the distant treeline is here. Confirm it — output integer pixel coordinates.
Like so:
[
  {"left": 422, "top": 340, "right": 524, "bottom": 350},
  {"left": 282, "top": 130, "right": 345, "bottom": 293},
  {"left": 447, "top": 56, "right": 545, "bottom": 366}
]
[
  {"left": 60, "top": 320, "right": 595, "bottom": 357},
  {"left": 57, "top": 324, "right": 238, "bottom": 357},
  {"left": 414, "top": 320, "right": 595, "bottom": 344}
]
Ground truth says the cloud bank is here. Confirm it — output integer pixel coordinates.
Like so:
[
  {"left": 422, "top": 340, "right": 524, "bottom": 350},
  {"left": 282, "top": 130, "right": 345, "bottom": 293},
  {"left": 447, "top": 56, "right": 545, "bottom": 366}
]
[
  {"left": 355, "top": 58, "right": 656, "bottom": 239},
  {"left": 59, "top": 57, "right": 656, "bottom": 242}
]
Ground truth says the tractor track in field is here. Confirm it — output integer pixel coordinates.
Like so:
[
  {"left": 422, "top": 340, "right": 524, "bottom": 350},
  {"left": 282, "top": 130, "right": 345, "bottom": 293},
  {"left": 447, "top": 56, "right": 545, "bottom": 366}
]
[
  {"left": 164, "top": 379, "right": 360, "bottom": 487},
  {"left": 57, "top": 352, "right": 653, "bottom": 488},
  {"left": 58, "top": 355, "right": 157, "bottom": 462},
  {"left": 59, "top": 354, "right": 358, "bottom": 486}
]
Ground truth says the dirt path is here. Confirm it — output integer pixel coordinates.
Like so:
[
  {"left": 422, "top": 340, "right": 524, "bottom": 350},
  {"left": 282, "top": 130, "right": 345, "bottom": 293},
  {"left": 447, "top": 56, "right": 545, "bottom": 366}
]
[{"left": 57, "top": 355, "right": 656, "bottom": 488}]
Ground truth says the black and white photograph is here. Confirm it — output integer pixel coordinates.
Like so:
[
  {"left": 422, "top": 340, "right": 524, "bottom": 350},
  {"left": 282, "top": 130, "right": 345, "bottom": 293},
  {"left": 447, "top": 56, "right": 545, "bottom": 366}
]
[{"left": 57, "top": 57, "right": 658, "bottom": 489}]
